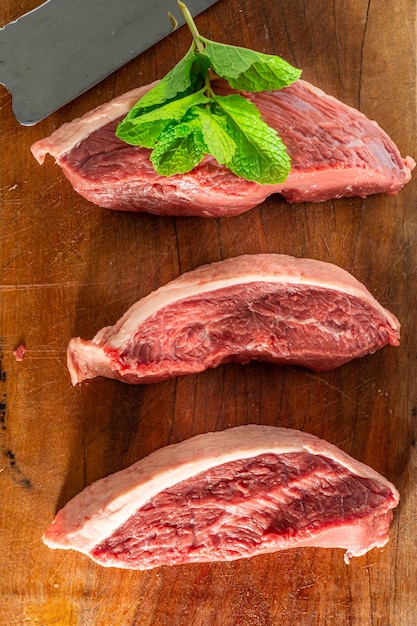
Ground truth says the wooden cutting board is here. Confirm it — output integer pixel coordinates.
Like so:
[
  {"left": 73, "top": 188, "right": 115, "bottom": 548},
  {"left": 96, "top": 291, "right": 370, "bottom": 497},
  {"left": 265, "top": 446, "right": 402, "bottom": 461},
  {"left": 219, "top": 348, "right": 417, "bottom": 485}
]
[{"left": 1, "top": 1, "right": 416, "bottom": 624}]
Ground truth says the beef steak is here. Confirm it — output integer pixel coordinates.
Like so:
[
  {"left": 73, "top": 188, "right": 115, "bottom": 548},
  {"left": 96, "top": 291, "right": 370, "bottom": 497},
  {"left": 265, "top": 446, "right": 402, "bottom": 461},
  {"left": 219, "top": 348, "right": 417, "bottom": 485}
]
[
  {"left": 43, "top": 425, "right": 400, "bottom": 569},
  {"left": 67, "top": 254, "right": 400, "bottom": 385},
  {"left": 31, "top": 80, "right": 414, "bottom": 217}
]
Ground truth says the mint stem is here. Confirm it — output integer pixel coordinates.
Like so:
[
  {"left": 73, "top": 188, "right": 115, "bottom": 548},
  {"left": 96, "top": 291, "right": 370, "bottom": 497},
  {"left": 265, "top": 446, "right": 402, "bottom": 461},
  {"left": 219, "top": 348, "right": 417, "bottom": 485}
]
[
  {"left": 178, "top": 1, "right": 205, "bottom": 53},
  {"left": 204, "top": 71, "right": 213, "bottom": 100}
]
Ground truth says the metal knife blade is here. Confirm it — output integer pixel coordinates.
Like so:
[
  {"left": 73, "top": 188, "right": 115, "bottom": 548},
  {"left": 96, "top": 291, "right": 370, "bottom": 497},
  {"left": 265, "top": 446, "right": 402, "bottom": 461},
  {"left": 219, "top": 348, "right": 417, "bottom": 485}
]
[{"left": 0, "top": 0, "right": 219, "bottom": 125}]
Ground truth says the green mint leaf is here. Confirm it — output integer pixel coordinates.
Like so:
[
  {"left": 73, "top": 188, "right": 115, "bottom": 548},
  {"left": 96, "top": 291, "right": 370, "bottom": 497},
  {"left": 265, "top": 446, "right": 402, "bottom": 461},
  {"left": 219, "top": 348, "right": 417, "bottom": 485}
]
[
  {"left": 116, "top": 90, "right": 209, "bottom": 147},
  {"left": 125, "top": 46, "right": 199, "bottom": 117},
  {"left": 192, "top": 107, "right": 236, "bottom": 165},
  {"left": 150, "top": 117, "right": 207, "bottom": 175},
  {"left": 203, "top": 39, "right": 301, "bottom": 91},
  {"left": 212, "top": 94, "right": 291, "bottom": 184}
]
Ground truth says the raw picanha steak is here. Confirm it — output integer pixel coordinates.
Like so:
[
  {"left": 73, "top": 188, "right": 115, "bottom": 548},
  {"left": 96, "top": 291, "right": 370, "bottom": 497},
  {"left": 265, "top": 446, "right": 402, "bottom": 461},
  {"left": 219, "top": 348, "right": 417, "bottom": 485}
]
[
  {"left": 43, "top": 425, "right": 400, "bottom": 569},
  {"left": 31, "top": 80, "right": 414, "bottom": 218},
  {"left": 67, "top": 254, "right": 400, "bottom": 385}
]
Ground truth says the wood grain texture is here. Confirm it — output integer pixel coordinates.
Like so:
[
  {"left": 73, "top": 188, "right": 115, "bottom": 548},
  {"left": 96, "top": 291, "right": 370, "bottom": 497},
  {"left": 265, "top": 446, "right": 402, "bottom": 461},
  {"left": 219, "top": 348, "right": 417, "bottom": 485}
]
[{"left": 1, "top": 1, "right": 416, "bottom": 624}]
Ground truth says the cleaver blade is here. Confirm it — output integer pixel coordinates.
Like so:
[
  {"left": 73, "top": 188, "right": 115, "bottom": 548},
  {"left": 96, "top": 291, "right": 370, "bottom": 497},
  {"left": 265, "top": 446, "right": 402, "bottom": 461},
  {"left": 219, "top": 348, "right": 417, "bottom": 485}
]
[{"left": 0, "top": 0, "right": 219, "bottom": 125}]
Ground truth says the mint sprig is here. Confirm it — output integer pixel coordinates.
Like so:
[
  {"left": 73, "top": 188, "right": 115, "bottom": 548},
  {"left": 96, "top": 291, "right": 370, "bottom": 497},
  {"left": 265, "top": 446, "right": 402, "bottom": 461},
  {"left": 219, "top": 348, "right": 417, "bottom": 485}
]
[{"left": 116, "top": 1, "right": 302, "bottom": 185}]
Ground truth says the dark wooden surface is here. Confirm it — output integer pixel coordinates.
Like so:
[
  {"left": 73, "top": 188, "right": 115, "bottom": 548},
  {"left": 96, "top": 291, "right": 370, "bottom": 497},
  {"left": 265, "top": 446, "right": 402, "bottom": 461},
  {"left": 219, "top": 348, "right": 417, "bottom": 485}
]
[{"left": 1, "top": 1, "right": 416, "bottom": 624}]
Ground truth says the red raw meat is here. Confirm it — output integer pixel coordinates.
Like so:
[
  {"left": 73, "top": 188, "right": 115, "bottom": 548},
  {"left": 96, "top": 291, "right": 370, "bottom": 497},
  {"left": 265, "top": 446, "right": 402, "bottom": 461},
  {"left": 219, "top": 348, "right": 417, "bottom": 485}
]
[
  {"left": 43, "top": 425, "right": 400, "bottom": 569},
  {"left": 31, "top": 80, "right": 414, "bottom": 218},
  {"left": 67, "top": 254, "right": 400, "bottom": 385},
  {"left": 13, "top": 344, "right": 26, "bottom": 362}
]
